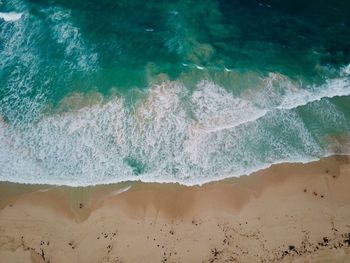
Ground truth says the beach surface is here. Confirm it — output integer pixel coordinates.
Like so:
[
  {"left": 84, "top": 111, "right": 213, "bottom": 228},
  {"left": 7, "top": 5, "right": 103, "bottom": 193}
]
[{"left": 0, "top": 155, "right": 350, "bottom": 263}]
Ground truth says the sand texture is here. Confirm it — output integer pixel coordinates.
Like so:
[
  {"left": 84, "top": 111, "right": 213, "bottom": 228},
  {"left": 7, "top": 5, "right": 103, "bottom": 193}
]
[{"left": 0, "top": 155, "right": 350, "bottom": 262}]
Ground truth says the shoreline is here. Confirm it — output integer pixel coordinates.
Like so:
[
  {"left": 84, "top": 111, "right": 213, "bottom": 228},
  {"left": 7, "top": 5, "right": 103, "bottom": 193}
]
[
  {"left": 0, "top": 154, "right": 333, "bottom": 187},
  {"left": 0, "top": 155, "right": 350, "bottom": 262}
]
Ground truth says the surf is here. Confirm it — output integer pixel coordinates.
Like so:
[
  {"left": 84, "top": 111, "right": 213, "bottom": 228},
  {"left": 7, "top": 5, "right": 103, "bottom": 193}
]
[
  {"left": 0, "top": 12, "right": 23, "bottom": 22},
  {"left": 0, "top": 68, "right": 349, "bottom": 186}
]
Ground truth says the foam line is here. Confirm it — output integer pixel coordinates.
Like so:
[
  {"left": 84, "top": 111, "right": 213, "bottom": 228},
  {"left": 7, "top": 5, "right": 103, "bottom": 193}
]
[
  {"left": 0, "top": 12, "right": 23, "bottom": 22},
  {"left": 0, "top": 65, "right": 349, "bottom": 186},
  {"left": 111, "top": 185, "right": 132, "bottom": 196}
]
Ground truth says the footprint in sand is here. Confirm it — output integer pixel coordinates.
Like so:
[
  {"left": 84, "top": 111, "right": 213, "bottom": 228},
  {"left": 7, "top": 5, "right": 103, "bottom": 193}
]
[{"left": 68, "top": 241, "right": 76, "bottom": 249}]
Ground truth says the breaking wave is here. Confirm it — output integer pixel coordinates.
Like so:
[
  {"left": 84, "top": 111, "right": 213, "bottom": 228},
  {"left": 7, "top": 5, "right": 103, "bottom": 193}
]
[
  {"left": 0, "top": 66, "right": 349, "bottom": 186},
  {"left": 0, "top": 12, "right": 23, "bottom": 21}
]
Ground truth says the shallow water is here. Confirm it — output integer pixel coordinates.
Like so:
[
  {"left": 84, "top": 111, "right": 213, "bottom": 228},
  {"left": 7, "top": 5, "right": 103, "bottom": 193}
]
[{"left": 0, "top": 0, "right": 350, "bottom": 185}]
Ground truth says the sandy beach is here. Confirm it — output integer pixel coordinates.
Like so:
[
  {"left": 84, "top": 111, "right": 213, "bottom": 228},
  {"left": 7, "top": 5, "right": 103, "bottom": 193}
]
[{"left": 0, "top": 155, "right": 350, "bottom": 263}]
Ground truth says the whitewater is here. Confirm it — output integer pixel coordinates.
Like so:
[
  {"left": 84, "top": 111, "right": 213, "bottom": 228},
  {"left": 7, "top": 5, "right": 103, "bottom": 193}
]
[
  {"left": 0, "top": 65, "right": 349, "bottom": 186},
  {"left": 1, "top": 0, "right": 350, "bottom": 186}
]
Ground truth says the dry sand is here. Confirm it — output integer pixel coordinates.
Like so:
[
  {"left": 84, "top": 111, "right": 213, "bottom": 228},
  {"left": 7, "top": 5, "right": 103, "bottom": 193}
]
[{"left": 0, "top": 155, "right": 350, "bottom": 262}]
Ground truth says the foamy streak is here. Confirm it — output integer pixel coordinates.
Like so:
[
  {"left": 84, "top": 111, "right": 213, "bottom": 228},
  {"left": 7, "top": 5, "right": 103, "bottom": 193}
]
[
  {"left": 0, "top": 12, "right": 23, "bottom": 21},
  {"left": 190, "top": 82, "right": 267, "bottom": 134},
  {"left": 44, "top": 7, "right": 99, "bottom": 71},
  {"left": 0, "top": 8, "right": 48, "bottom": 126},
  {"left": 37, "top": 188, "right": 50, "bottom": 193},
  {"left": 111, "top": 185, "right": 132, "bottom": 196},
  {"left": 0, "top": 4, "right": 102, "bottom": 128},
  {"left": 258, "top": 69, "right": 350, "bottom": 111},
  {"left": 0, "top": 67, "right": 350, "bottom": 186},
  {"left": 278, "top": 78, "right": 350, "bottom": 110}
]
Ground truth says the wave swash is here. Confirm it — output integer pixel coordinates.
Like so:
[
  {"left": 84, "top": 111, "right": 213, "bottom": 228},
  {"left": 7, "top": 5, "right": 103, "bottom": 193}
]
[
  {"left": 1, "top": 1, "right": 350, "bottom": 186},
  {"left": 1, "top": 65, "right": 349, "bottom": 186}
]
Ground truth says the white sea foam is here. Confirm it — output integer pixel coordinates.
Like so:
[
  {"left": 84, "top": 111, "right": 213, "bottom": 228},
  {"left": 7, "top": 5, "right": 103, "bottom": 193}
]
[
  {"left": 37, "top": 188, "right": 50, "bottom": 193},
  {"left": 341, "top": 64, "right": 350, "bottom": 76},
  {"left": 195, "top": 65, "right": 205, "bottom": 70},
  {"left": 43, "top": 6, "right": 99, "bottom": 72},
  {"left": 0, "top": 9, "right": 47, "bottom": 124},
  {"left": 0, "top": 4, "right": 101, "bottom": 127},
  {"left": 190, "top": 81, "right": 268, "bottom": 133},
  {"left": 1, "top": 64, "right": 350, "bottom": 186},
  {"left": 277, "top": 77, "right": 350, "bottom": 110},
  {"left": 248, "top": 70, "right": 350, "bottom": 114},
  {"left": 0, "top": 12, "right": 23, "bottom": 22},
  {"left": 1, "top": 1, "right": 350, "bottom": 187},
  {"left": 111, "top": 185, "right": 132, "bottom": 196}
]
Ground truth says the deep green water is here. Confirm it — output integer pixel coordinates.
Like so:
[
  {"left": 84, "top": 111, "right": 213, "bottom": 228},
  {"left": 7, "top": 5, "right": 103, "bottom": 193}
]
[{"left": 0, "top": 0, "right": 350, "bottom": 185}]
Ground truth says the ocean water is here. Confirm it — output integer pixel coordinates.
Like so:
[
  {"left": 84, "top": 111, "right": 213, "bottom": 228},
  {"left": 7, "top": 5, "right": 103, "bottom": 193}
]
[{"left": 0, "top": 0, "right": 350, "bottom": 186}]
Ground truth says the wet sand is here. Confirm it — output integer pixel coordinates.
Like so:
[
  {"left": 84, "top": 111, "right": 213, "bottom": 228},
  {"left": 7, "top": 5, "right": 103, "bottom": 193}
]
[{"left": 0, "top": 155, "right": 350, "bottom": 262}]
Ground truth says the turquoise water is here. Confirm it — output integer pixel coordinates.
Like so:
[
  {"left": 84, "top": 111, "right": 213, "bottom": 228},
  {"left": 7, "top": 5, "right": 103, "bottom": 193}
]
[{"left": 0, "top": 0, "right": 350, "bottom": 185}]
